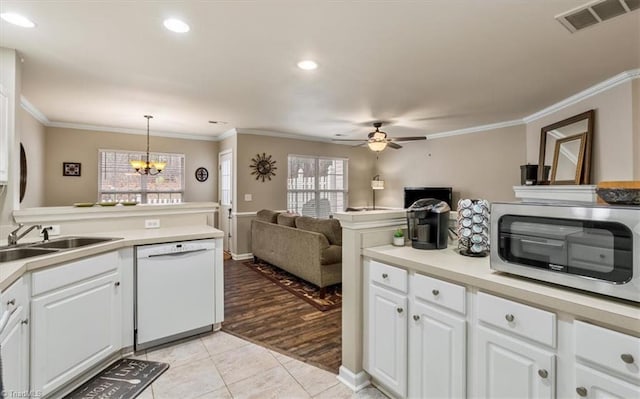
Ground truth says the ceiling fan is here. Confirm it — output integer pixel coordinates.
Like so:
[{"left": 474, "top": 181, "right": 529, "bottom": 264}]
[{"left": 333, "top": 122, "right": 426, "bottom": 153}]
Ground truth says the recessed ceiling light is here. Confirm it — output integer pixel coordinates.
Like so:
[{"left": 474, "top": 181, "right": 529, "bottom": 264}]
[
  {"left": 0, "top": 13, "right": 36, "bottom": 28},
  {"left": 297, "top": 60, "right": 318, "bottom": 70},
  {"left": 163, "top": 18, "right": 190, "bottom": 33}
]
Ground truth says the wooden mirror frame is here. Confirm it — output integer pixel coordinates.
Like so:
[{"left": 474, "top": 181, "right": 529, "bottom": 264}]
[
  {"left": 537, "top": 109, "right": 594, "bottom": 185},
  {"left": 550, "top": 133, "right": 586, "bottom": 185}
]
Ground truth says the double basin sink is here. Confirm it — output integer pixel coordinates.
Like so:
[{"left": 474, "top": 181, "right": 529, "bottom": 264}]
[{"left": 0, "top": 237, "right": 120, "bottom": 263}]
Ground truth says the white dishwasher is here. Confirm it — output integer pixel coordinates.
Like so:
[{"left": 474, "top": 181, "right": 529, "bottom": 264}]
[{"left": 135, "top": 239, "right": 223, "bottom": 350}]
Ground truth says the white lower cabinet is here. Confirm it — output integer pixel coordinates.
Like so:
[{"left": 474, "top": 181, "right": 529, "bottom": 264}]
[
  {"left": 408, "top": 301, "right": 465, "bottom": 399},
  {"left": 30, "top": 252, "right": 122, "bottom": 396},
  {"left": 1, "top": 277, "right": 30, "bottom": 397},
  {"left": 476, "top": 326, "right": 555, "bottom": 399},
  {"left": 575, "top": 364, "right": 640, "bottom": 398},
  {"left": 368, "top": 283, "right": 408, "bottom": 398}
]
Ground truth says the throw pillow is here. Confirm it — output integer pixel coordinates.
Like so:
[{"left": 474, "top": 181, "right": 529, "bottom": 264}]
[
  {"left": 256, "top": 209, "right": 280, "bottom": 223},
  {"left": 277, "top": 213, "right": 298, "bottom": 227},
  {"left": 295, "top": 216, "right": 342, "bottom": 246}
]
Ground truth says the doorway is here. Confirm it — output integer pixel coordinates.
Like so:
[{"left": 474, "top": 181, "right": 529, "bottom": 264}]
[{"left": 218, "top": 150, "right": 232, "bottom": 253}]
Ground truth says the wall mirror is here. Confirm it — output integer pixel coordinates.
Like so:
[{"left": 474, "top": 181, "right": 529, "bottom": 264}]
[
  {"left": 538, "top": 109, "right": 594, "bottom": 185},
  {"left": 550, "top": 133, "right": 586, "bottom": 184},
  {"left": 19, "top": 143, "right": 27, "bottom": 203}
]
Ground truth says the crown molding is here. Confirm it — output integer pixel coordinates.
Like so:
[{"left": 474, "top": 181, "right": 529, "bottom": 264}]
[
  {"left": 235, "top": 128, "right": 334, "bottom": 143},
  {"left": 522, "top": 69, "right": 640, "bottom": 123},
  {"left": 20, "top": 95, "right": 50, "bottom": 125},
  {"left": 216, "top": 128, "right": 238, "bottom": 141},
  {"left": 46, "top": 121, "right": 218, "bottom": 141},
  {"left": 426, "top": 119, "right": 523, "bottom": 140}
]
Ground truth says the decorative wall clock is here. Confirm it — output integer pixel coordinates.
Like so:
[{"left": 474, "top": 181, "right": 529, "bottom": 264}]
[
  {"left": 249, "top": 153, "right": 277, "bottom": 182},
  {"left": 195, "top": 167, "right": 209, "bottom": 182}
]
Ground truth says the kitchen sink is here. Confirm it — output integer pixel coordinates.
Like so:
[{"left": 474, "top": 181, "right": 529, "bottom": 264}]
[
  {"left": 0, "top": 247, "right": 58, "bottom": 262},
  {"left": 30, "top": 237, "right": 117, "bottom": 249}
]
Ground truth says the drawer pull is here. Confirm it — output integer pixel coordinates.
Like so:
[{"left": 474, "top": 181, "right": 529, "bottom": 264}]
[
  {"left": 21, "top": 319, "right": 28, "bottom": 325},
  {"left": 382, "top": 273, "right": 388, "bottom": 279},
  {"left": 537, "top": 369, "right": 548, "bottom": 379},
  {"left": 114, "top": 281, "right": 121, "bottom": 287},
  {"left": 576, "top": 387, "right": 587, "bottom": 397},
  {"left": 413, "top": 315, "right": 420, "bottom": 321},
  {"left": 6, "top": 299, "right": 15, "bottom": 306},
  {"left": 432, "top": 289, "right": 440, "bottom": 296},
  {"left": 621, "top": 353, "right": 634, "bottom": 364},
  {"left": 397, "top": 307, "right": 404, "bottom": 314},
  {"left": 505, "top": 314, "right": 515, "bottom": 322}
]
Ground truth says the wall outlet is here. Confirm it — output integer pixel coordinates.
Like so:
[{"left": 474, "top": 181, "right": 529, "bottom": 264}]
[
  {"left": 40, "top": 225, "right": 61, "bottom": 236},
  {"left": 145, "top": 219, "right": 161, "bottom": 229},
  {"left": 244, "top": 194, "right": 252, "bottom": 202}
]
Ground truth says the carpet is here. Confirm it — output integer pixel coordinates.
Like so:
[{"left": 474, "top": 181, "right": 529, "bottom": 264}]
[
  {"left": 65, "top": 359, "right": 169, "bottom": 399},
  {"left": 243, "top": 260, "right": 341, "bottom": 311}
]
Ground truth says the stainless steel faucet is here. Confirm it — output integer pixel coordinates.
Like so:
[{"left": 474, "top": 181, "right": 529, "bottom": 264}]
[{"left": 8, "top": 224, "right": 42, "bottom": 246}]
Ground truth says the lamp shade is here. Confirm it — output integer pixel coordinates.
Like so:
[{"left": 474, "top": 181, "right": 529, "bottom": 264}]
[
  {"left": 367, "top": 140, "right": 387, "bottom": 152},
  {"left": 371, "top": 179, "right": 384, "bottom": 190}
]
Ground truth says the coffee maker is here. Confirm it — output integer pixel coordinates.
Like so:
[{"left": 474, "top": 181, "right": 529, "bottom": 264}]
[{"left": 407, "top": 198, "right": 450, "bottom": 250}]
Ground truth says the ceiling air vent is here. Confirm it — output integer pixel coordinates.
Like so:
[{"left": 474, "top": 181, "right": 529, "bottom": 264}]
[{"left": 556, "top": 0, "right": 639, "bottom": 33}]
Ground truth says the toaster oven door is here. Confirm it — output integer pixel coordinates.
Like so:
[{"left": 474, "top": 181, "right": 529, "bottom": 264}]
[{"left": 498, "top": 215, "right": 633, "bottom": 283}]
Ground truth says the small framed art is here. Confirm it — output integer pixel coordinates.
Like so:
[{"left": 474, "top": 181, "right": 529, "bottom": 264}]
[{"left": 63, "top": 162, "right": 81, "bottom": 177}]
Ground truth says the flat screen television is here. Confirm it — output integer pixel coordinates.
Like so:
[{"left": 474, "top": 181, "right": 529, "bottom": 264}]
[{"left": 404, "top": 187, "right": 453, "bottom": 209}]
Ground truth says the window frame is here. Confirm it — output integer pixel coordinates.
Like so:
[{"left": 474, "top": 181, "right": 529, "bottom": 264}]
[
  {"left": 287, "top": 154, "right": 349, "bottom": 218},
  {"left": 98, "top": 148, "right": 186, "bottom": 204}
]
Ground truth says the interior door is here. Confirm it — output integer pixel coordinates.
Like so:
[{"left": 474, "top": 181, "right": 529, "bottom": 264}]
[{"left": 218, "top": 150, "right": 232, "bottom": 252}]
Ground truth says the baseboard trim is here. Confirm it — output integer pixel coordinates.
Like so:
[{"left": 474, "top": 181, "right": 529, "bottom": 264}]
[
  {"left": 232, "top": 252, "right": 253, "bottom": 261},
  {"left": 337, "top": 366, "right": 371, "bottom": 392}
]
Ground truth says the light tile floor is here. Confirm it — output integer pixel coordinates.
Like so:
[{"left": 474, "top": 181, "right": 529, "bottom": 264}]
[{"left": 134, "top": 331, "right": 388, "bottom": 399}]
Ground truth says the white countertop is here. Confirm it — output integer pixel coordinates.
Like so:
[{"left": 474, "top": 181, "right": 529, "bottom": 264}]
[
  {"left": 363, "top": 244, "right": 640, "bottom": 337},
  {"left": 0, "top": 225, "right": 223, "bottom": 291}
]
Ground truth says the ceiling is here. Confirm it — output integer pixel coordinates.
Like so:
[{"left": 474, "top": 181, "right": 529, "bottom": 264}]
[{"left": 0, "top": 1, "right": 638, "bottom": 141}]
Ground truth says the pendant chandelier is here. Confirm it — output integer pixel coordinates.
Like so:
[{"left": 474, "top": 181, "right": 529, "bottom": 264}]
[{"left": 130, "top": 115, "right": 165, "bottom": 175}]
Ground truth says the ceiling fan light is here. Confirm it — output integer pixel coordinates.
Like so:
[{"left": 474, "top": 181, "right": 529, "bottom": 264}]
[{"left": 368, "top": 140, "right": 387, "bottom": 152}]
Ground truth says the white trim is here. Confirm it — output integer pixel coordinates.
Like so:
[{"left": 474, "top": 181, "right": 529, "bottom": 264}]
[
  {"left": 217, "top": 128, "right": 238, "bottom": 141},
  {"left": 523, "top": 69, "right": 640, "bottom": 123},
  {"left": 337, "top": 366, "right": 371, "bottom": 392},
  {"left": 426, "top": 119, "right": 523, "bottom": 140},
  {"left": 20, "top": 95, "right": 49, "bottom": 124},
  {"left": 47, "top": 121, "right": 218, "bottom": 142},
  {"left": 231, "top": 252, "right": 253, "bottom": 261},
  {"left": 233, "top": 211, "right": 258, "bottom": 217},
  {"left": 236, "top": 128, "right": 334, "bottom": 143}
]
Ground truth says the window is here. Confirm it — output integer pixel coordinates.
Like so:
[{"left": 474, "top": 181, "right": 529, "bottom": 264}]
[
  {"left": 287, "top": 155, "right": 348, "bottom": 218},
  {"left": 99, "top": 149, "right": 185, "bottom": 204}
]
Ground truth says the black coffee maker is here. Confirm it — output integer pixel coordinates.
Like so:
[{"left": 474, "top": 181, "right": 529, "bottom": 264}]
[{"left": 407, "top": 198, "right": 451, "bottom": 250}]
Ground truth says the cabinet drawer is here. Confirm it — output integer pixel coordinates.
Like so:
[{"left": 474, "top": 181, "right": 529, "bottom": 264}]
[
  {"left": 32, "top": 252, "right": 118, "bottom": 296},
  {"left": 575, "top": 320, "right": 640, "bottom": 382},
  {"left": 477, "top": 292, "right": 556, "bottom": 347},
  {"left": 413, "top": 273, "right": 466, "bottom": 314},
  {"left": 369, "top": 261, "right": 407, "bottom": 293},
  {"left": 1, "top": 276, "right": 28, "bottom": 315}
]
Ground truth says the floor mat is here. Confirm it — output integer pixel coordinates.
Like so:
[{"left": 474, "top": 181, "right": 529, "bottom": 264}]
[
  {"left": 243, "top": 260, "right": 341, "bottom": 311},
  {"left": 64, "top": 358, "right": 168, "bottom": 399}
]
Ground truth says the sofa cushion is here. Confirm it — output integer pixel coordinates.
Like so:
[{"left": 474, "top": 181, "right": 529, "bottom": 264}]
[
  {"left": 256, "top": 209, "right": 280, "bottom": 223},
  {"left": 295, "top": 216, "right": 342, "bottom": 246},
  {"left": 321, "top": 245, "right": 342, "bottom": 265},
  {"left": 277, "top": 213, "right": 298, "bottom": 227}
]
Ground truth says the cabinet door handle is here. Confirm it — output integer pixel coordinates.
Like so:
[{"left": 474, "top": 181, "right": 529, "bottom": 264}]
[
  {"left": 6, "top": 298, "right": 15, "bottom": 306},
  {"left": 412, "top": 315, "right": 420, "bottom": 321},
  {"left": 21, "top": 318, "right": 28, "bottom": 325},
  {"left": 576, "top": 387, "right": 587, "bottom": 397},
  {"left": 537, "top": 369, "right": 548, "bottom": 379},
  {"left": 396, "top": 307, "right": 404, "bottom": 314},
  {"left": 505, "top": 314, "right": 515, "bottom": 322},
  {"left": 621, "top": 353, "right": 634, "bottom": 364},
  {"left": 382, "top": 273, "right": 388, "bottom": 279},
  {"left": 432, "top": 289, "right": 439, "bottom": 296},
  {"left": 114, "top": 281, "right": 121, "bottom": 287}
]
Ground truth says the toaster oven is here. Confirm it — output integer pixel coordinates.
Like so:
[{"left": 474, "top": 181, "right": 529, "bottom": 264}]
[{"left": 490, "top": 202, "right": 640, "bottom": 302}]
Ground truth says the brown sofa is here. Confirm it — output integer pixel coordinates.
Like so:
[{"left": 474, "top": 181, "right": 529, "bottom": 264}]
[{"left": 251, "top": 210, "right": 342, "bottom": 295}]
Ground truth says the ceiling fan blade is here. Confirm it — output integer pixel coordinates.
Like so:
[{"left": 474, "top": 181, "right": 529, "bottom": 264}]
[
  {"left": 332, "top": 139, "right": 367, "bottom": 142},
  {"left": 387, "top": 142, "right": 403, "bottom": 149},
  {"left": 390, "top": 136, "right": 427, "bottom": 142}
]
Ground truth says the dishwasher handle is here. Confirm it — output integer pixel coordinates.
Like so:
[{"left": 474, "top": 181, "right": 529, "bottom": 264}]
[{"left": 147, "top": 248, "right": 209, "bottom": 258}]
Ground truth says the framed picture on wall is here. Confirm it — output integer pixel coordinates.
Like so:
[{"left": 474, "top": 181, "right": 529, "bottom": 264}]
[{"left": 63, "top": 162, "right": 81, "bottom": 177}]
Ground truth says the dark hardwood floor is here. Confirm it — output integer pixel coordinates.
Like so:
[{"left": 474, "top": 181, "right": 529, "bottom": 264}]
[{"left": 222, "top": 258, "right": 342, "bottom": 373}]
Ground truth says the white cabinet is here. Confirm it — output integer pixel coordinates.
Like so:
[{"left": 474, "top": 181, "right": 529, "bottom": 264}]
[
  {"left": 476, "top": 326, "right": 555, "bottom": 399},
  {"left": 367, "top": 282, "right": 408, "bottom": 398},
  {"left": 0, "top": 277, "right": 30, "bottom": 397},
  {"left": 30, "top": 252, "right": 122, "bottom": 396},
  {"left": 0, "top": 83, "right": 9, "bottom": 184},
  {"left": 575, "top": 364, "right": 640, "bottom": 398},
  {"left": 408, "top": 301, "right": 465, "bottom": 399}
]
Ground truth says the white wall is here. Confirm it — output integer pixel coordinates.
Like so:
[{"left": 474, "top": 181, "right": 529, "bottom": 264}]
[{"left": 19, "top": 107, "right": 46, "bottom": 208}]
